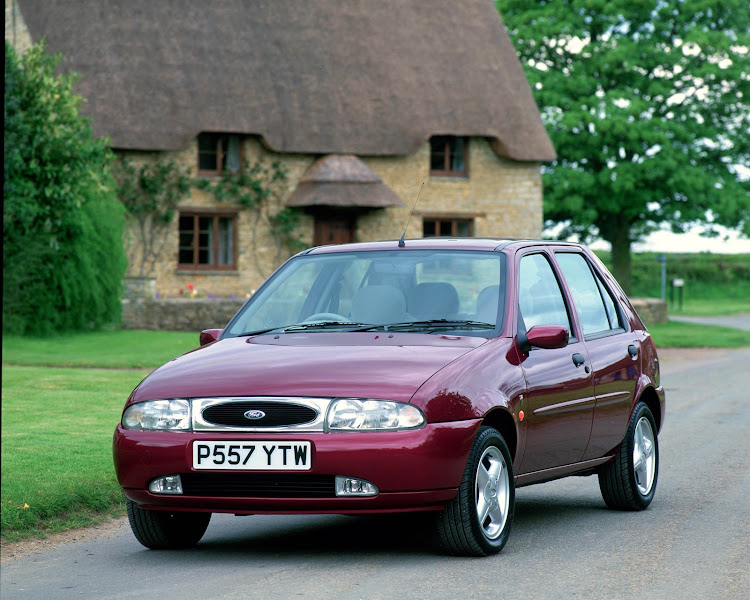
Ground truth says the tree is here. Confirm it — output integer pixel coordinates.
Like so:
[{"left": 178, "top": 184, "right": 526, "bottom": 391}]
[
  {"left": 3, "top": 42, "right": 127, "bottom": 334},
  {"left": 496, "top": 0, "right": 750, "bottom": 293}
]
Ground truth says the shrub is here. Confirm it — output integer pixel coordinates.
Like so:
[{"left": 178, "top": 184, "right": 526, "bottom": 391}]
[{"left": 3, "top": 42, "right": 126, "bottom": 334}]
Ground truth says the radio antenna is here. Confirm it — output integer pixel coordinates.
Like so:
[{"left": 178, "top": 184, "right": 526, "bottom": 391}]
[{"left": 398, "top": 181, "right": 425, "bottom": 248}]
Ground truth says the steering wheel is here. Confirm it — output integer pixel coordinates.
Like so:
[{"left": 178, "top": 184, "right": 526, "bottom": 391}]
[{"left": 302, "top": 312, "right": 351, "bottom": 323}]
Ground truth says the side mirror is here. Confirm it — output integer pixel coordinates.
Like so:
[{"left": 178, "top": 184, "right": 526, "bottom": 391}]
[
  {"left": 526, "top": 325, "right": 569, "bottom": 350},
  {"left": 199, "top": 328, "right": 223, "bottom": 346}
]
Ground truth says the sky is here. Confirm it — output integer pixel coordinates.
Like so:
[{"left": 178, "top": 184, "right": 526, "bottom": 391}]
[
  {"left": 629, "top": 226, "right": 750, "bottom": 254},
  {"left": 547, "top": 224, "right": 750, "bottom": 254}
]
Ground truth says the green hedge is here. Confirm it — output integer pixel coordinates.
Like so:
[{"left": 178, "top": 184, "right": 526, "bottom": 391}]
[{"left": 596, "top": 251, "right": 750, "bottom": 299}]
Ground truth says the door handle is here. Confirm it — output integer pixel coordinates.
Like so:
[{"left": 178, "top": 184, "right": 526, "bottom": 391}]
[
  {"left": 572, "top": 353, "right": 590, "bottom": 373},
  {"left": 628, "top": 344, "right": 638, "bottom": 359}
]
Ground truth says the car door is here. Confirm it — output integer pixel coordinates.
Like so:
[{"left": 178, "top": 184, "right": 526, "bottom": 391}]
[
  {"left": 553, "top": 251, "right": 640, "bottom": 460},
  {"left": 516, "top": 251, "right": 596, "bottom": 474}
]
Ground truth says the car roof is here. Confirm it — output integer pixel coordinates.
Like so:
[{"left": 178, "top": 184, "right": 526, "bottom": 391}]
[{"left": 303, "top": 238, "right": 585, "bottom": 255}]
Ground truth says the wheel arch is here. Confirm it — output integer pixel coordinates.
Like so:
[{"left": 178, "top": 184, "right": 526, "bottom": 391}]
[
  {"left": 638, "top": 386, "right": 662, "bottom": 433},
  {"left": 481, "top": 408, "right": 518, "bottom": 462}
]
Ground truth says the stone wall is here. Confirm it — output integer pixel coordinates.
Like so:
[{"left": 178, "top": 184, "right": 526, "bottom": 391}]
[
  {"left": 5, "top": 0, "right": 33, "bottom": 55},
  {"left": 121, "top": 274, "right": 668, "bottom": 332},
  {"left": 122, "top": 297, "right": 245, "bottom": 332},
  {"left": 122, "top": 296, "right": 669, "bottom": 332},
  {"left": 630, "top": 298, "right": 668, "bottom": 325}
]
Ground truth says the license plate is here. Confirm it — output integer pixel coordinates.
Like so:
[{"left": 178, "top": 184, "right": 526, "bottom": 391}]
[{"left": 192, "top": 441, "right": 312, "bottom": 471}]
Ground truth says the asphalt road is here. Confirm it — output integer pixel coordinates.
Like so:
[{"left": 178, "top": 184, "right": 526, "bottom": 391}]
[
  {"left": 2, "top": 347, "right": 749, "bottom": 600},
  {"left": 669, "top": 313, "right": 750, "bottom": 332}
]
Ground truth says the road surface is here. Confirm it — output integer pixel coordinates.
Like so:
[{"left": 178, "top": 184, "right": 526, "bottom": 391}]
[{"left": 2, "top": 347, "right": 748, "bottom": 600}]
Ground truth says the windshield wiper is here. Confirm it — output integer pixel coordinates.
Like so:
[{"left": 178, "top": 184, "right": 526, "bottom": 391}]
[
  {"left": 282, "top": 321, "right": 366, "bottom": 332},
  {"left": 238, "top": 319, "right": 494, "bottom": 337},
  {"left": 238, "top": 321, "right": 367, "bottom": 336},
  {"left": 382, "top": 319, "right": 496, "bottom": 332},
  {"left": 237, "top": 326, "right": 287, "bottom": 337}
]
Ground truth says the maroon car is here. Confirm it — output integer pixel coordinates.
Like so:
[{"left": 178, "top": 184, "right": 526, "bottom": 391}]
[{"left": 114, "top": 238, "right": 664, "bottom": 556}]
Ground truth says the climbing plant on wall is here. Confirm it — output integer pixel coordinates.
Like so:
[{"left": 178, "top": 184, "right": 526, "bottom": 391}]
[
  {"left": 112, "top": 157, "right": 191, "bottom": 277},
  {"left": 194, "top": 159, "right": 306, "bottom": 275}
]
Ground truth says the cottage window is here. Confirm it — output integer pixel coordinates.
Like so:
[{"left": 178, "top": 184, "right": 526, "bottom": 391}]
[
  {"left": 423, "top": 217, "right": 473, "bottom": 237},
  {"left": 430, "top": 136, "right": 468, "bottom": 176},
  {"left": 422, "top": 217, "right": 475, "bottom": 274},
  {"left": 178, "top": 212, "right": 236, "bottom": 270},
  {"left": 197, "top": 133, "right": 242, "bottom": 176}
]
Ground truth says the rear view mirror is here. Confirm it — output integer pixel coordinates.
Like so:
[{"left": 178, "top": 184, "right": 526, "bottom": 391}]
[
  {"left": 526, "top": 325, "right": 569, "bottom": 350},
  {"left": 199, "top": 329, "right": 223, "bottom": 346}
]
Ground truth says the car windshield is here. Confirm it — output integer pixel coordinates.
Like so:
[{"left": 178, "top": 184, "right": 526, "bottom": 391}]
[{"left": 224, "top": 249, "right": 505, "bottom": 337}]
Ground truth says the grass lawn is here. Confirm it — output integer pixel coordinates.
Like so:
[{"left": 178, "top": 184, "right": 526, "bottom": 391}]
[
  {"left": 2, "top": 329, "right": 199, "bottom": 369},
  {"left": 640, "top": 281, "right": 750, "bottom": 317},
  {"left": 648, "top": 321, "right": 750, "bottom": 349},
  {"left": 1, "top": 366, "right": 148, "bottom": 542},
  {"left": 669, "top": 295, "right": 750, "bottom": 317}
]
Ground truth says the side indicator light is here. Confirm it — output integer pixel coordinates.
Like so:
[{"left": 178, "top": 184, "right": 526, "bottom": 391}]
[{"left": 518, "top": 410, "right": 525, "bottom": 421}]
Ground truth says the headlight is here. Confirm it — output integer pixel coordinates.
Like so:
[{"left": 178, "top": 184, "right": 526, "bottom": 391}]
[
  {"left": 326, "top": 399, "right": 425, "bottom": 431},
  {"left": 122, "top": 399, "right": 190, "bottom": 430}
]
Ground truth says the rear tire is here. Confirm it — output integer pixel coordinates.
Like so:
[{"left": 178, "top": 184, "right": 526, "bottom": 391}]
[
  {"left": 437, "top": 426, "right": 514, "bottom": 556},
  {"left": 126, "top": 498, "right": 211, "bottom": 549},
  {"left": 598, "top": 402, "right": 659, "bottom": 510}
]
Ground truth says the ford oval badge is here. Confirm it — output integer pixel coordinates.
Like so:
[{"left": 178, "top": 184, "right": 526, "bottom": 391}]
[{"left": 244, "top": 409, "right": 266, "bottom": 420}]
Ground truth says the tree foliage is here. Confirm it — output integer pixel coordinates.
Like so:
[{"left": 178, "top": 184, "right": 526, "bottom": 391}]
[
  {"left": 496, "top": 0, "right": 750, "bottom": 293},
  {"left": 3, "top": 42, "right": 127, "bottom": 334}
]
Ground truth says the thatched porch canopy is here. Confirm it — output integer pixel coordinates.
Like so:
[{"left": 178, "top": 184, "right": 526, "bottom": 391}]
[{"left": 287, "top": 155, "right": 404, "bottom": 208}]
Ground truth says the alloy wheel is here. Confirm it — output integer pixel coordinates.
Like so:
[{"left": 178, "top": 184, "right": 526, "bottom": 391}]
[
  {"left": 475, "top": 446, "right": 510, "bottom": 540},
  {"left": 633, "top": 416, "right": 656, "bottom": 496}
]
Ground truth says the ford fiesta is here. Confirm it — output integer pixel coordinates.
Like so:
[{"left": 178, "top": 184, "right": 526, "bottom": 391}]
[{"left": 113, "top": 238, "right": 664, "bottom": 556}]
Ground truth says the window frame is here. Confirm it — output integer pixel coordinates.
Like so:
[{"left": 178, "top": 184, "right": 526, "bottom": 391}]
[
  {"left": 553, "top": 251, "right": 627, "bottom": 341},
  {"left": 222, "top": 249, "right": 508, "bottom": 339},
  {"left": 516, "top": 250, "right": 578, "bottom": 345},
  {"left": 197, "top": 133, "right": 243, "bottom": 177},
  {"left": 423, "top": 216, "right": 474, "bottom": 238},
  {"left": 429, "top": 136, "right": 469, "bottom": 177},
  {"left": 178, "top": 210, "right": 238, "bottom": 271}
]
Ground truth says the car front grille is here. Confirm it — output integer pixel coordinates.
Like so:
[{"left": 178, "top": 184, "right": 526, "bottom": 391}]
[
  {"left": 201, "top": 400, "right": 318, "bottom": 428},
  {"left": 179, "top": 473, "right": 336, "bottom": 498}
]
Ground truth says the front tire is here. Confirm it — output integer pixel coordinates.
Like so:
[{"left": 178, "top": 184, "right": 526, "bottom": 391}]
[
  {"left": 437, "top": 426, "right": 515, "bottom": 556},
  {"left": 126, "top": 498, "right": 211, "bottom": 549},
  {"left": 598, "top": 401, "right": 659, "bottom": 510}
]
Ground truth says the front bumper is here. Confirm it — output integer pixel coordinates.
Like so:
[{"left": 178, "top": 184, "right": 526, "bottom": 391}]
[{"left": 113, "top": 419, "right": 481, "bottom": 514}]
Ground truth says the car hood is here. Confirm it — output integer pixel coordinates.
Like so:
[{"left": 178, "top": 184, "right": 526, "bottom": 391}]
[{"left": 131, "top": 332, "right": 487, "bottom": 404}]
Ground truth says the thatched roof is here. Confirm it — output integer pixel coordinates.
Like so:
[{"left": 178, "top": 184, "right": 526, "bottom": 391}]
[
  {"left": 17, "top": 0, "right": 555, "bottom": 162},
  {"left": 287, "top": 155, "right": 405, "bottom": 208}
]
